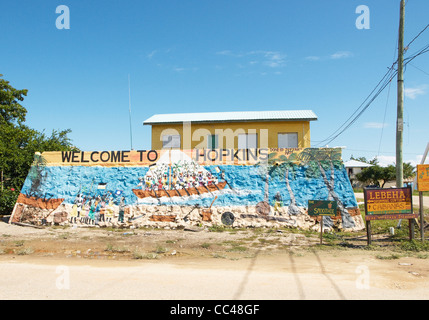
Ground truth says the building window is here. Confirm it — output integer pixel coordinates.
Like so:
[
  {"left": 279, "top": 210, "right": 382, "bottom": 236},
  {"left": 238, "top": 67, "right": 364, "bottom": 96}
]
[
  {"left": 278, "top": 133, "right": 298, "bottom": 148},
  {"left": 238, "top": 133, "right": 258, "bottom": 149},
  {"left": 162, "top": 134, "right": 181, "bottom": 148},
  {"left": 207, "top": 134, "right": 218, "bottom": 149}
]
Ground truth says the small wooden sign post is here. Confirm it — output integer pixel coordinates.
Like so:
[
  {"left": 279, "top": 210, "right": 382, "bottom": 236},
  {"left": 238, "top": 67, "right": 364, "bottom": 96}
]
[
  {"left": 363, "top": 186, "right": 418, "bottom": 245},
  {"left": 417, "top": 164, "right": 429, "bottom": 242},
  {"left": 308, "top": 200, "right": 338, "bottom": 244}
]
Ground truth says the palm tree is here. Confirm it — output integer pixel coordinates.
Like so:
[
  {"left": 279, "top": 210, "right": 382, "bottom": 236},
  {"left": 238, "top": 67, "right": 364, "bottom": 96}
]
[
  {"left": 268, "top": 153, "right": 300, "bottom": 215},
  {"left": 298, "top": 148, "right": 356, "bottom": 229},
  {"left": 27, "top": 152, "right": 47, "bottom": 196}
]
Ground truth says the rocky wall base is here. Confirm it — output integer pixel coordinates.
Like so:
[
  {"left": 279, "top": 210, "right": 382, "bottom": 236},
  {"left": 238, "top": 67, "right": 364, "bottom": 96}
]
[{"left": 9, "top": 203, "right": 365, "bottom": 232}]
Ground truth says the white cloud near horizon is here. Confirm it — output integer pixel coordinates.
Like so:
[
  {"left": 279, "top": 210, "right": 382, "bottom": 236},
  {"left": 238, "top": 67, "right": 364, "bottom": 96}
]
[
  {"left": 363, "top": 122, "right": 388, "bottom": 129},
  {"left": 330, "top": 51, "right": 353, "bottom": 59},
  {"left": 147, "top": 50, "right": 157, "bottom": 59},
  {"left": 373, "top": 154, "right": 427, "bottom": 167},
  {"left": 375, "top": 155, "right": 396, "bottom": 167},
  {"left": 216, "top": 50, "right": 287, "bottom": 68},
  {"left": 305, "top": 56, "right": 321, "bottom": 61},
  {"left": 405, "top": 85, "right": 427, "bottom": 99},
  {"left": 305, "top": 51, "right": 353, "bottom": 62}
]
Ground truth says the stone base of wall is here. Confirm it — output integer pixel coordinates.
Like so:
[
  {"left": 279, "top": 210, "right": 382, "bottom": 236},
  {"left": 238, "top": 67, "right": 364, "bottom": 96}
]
[{"left": 9, "top": 202, "right": 365, "bottom": 232}]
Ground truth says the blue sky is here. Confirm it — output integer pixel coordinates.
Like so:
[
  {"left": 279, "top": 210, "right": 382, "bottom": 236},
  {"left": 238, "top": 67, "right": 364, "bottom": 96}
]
[{"left": 1, "top": 0, "right": 429, "bottom": 166}]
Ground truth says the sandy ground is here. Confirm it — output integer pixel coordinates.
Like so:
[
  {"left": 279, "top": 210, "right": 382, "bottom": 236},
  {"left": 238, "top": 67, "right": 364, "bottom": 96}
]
[{"left": 0, "top": 220, "right": 428, "bottom": 300}]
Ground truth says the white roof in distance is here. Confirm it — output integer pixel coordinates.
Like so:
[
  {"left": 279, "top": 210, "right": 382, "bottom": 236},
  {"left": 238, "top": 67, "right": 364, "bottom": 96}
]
[
  {"left": 344, "top": 160, "right": 373, "bottom": 168},
  {"left": 143, "top": 110, "right": 318, "bottom": 125}
]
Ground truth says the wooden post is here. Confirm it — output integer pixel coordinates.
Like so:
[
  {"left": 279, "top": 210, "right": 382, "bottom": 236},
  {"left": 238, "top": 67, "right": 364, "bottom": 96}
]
[
  {"left": 409, "top": 185, "right": 415, "bottom": 241},
  {"left": 420, "top": 192, "right": 425, "bottom": 242},
  {"left": 320, "top": 216, "right": 323, "bottom": 245},
  {"left": 409, "top": 219, "right": 415, "bottom": 241},
  {"left": 366, "top": 221, "right": 372, "bottom": 246},
  {"left": 364, "top": 188, "right": 371, "bottom": 245}
]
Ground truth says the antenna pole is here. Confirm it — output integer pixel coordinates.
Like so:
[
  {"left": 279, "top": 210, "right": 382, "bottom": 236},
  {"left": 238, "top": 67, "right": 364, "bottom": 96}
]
[{"left": 128, "top": 74, "right": 134, "bottom": 150}]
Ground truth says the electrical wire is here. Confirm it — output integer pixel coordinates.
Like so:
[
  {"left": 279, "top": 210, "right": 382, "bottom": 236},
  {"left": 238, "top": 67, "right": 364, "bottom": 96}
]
[
  {"left": 314, "top": 65, "right": 397, "bottom": 147},
  {"left": 314, "top": 18, "right": 429, "bottom": 147},
  {"left": 314, "top": 42, "right": 429, "bottom": 147},
  {"left": 409, "top": 63, "right": 429, "bottom": 77},
  {"left": 378, "top": 79, "right": 392, "bottom": 156},
  {"left": 405, "top": 23, "right": 429, "bottom": 49}
]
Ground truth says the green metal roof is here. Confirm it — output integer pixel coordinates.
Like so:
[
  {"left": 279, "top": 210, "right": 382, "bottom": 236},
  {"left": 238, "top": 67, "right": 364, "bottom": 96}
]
[{"left": 143, "top": 110, "right": 318, "bottom": 125}]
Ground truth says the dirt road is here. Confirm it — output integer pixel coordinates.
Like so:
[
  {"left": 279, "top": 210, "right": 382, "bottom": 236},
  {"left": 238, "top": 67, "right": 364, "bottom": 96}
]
[{"left": 0, "top": 221, "right": 428, "bottom": 300}]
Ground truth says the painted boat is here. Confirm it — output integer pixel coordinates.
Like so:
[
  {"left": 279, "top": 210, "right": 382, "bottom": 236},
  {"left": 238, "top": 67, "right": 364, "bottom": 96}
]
[
  {"left": 132, "top": 150, "right": 228, "bottom": 199},
  {"left": 16, "top": 193, "right": 64, "bottom": 210},
  {"left": 133, "top": 181, "right": 227, "bottom": 199}
]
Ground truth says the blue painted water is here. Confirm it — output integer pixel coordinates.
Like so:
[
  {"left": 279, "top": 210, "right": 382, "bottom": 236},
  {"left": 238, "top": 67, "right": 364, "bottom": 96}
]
[{"left": 20, "top": 164, "right": 357, "bottom": 208}]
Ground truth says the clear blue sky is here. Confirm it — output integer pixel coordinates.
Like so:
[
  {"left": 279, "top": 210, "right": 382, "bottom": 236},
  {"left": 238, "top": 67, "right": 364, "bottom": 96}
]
[{"left": 1, "top": 0, "right": 428, "bottom": 166}]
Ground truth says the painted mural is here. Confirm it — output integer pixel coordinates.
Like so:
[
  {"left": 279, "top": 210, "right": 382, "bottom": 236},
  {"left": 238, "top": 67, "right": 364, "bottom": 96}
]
[{"left": 9, "top": 148, "right": 365, "bottom": 231}]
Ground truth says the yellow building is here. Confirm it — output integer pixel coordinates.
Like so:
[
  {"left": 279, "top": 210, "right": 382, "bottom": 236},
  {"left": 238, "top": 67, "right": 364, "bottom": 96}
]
[{"left": 143, "top": 110, "right": 317, "bottom": 150}]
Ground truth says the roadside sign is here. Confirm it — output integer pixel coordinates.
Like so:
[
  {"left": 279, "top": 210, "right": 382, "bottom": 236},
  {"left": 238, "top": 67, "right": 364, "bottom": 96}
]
[
  {"left": 308, "top": 200, "right": 337, "bottom": 216},
  {"left": 363, "top": 186, "right": 417, "bottom": 245},
  {"left": 364, "top": 186, "right": 416, "bottom": 221},
  {"left": 417, "top": 164, "right": 429, "bottom": 242},
  {"left": 308, "top": 200, "right": 338, "bottom": 245},
  {"left": 417, "top": 164, "right": 429, "bottom": 192}
]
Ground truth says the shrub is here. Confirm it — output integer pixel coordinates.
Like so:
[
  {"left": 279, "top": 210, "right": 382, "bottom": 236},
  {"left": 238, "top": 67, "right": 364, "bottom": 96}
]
[{"left": 0, "top": 188, "right": 19, "bottom": 214}]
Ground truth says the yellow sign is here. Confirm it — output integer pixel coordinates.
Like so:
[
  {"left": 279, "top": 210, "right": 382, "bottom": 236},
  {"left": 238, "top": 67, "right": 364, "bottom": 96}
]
[
  {"left": 364, "top": 187, "right": 416, "bottom": 220},
  {"left": 37, "top": 147, "right": 343, "bottom": 167},
  {"left": 417, "top": 164, "right": 429, "bottom": 192}
]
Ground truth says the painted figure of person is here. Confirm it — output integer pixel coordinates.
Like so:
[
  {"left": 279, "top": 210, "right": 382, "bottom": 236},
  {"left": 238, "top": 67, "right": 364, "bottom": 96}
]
[
  {"left": 70, "top": 202, "right": 78, "bottom": 224},
  {"left": 88, "top": 197, "right": 96, "bottom": 224},
  {"left": 118, "top": 196, "right": 125, "bottom": 223},
  {"left": 273, "top": 191, "right": 283, "bottom": 214},
  {"left": 106, "top": 197, "right": 115, "bottom": 222}
]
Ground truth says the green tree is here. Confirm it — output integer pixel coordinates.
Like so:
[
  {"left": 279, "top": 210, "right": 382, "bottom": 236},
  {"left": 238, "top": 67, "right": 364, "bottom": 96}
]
[
  {"left": 350, "top": 155, "right": 378, "bottom": 165},
  {"left": 402, "top": 162, "right": 416, "bottom": 180},
  {"left": 355, "top": 162, "right": 414, "bottom": 188},
  {"left": 356, "top": 165, "right": 389, "bottom": 187},
  {"left": 0, "top": 74, "right": 76, "bottom": 214}
]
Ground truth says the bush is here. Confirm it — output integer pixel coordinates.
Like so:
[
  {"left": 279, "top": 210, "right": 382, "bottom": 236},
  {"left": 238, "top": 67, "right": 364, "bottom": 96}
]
[{"left": 0, "top": 188, "right": 19, "bottom": 214}]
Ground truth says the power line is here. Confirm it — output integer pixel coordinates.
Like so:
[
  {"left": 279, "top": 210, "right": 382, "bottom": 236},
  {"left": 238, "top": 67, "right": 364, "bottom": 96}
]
[
  {"left": 405, "top": 23, "right": 429, "bottom": 49},
  {"left": 410, "top": 63, "right": 429, "bottom": 76},
  {"left": 409, "top": 63, "right": 429, "bottom": 77},
  {"left": 378, "top": 79, "right": 392, "bottom": 156},
  {"left": 314, "top": 65, "right": 397, "bottom": 147},
  {"left": 378, "top": 34, "right": 399, "bottom": 157},
  {"left": 314, "top": 18, "right": 429, "bottom": 147},
  {"left": 314, "top": 42, "right": 429, "bottom": 147}
]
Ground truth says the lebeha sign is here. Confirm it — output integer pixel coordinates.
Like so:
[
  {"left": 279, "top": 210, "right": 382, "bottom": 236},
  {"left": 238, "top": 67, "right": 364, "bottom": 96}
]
[{"left": 364, "top": 187, "right": 417, "bottom": 221}]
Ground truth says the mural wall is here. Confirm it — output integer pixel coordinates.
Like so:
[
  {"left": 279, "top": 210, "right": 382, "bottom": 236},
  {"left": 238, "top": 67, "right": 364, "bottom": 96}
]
[{"left": 9, "top": 148, "right": 365, "bottom": 231}]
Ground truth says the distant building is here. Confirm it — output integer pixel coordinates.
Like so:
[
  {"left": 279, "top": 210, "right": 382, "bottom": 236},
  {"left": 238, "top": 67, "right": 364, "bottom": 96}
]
[
  {"left": 344, "top": 159, "right": 373, "bottom": 188},
  {"left": 143, "top": 110, "right": 318, "bottom": 150}
]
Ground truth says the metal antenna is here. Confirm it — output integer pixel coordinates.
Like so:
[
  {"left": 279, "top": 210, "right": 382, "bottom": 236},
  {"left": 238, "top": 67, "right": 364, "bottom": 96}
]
[{"left": 128, "top": 74, "right": 134, "bottom": 150}]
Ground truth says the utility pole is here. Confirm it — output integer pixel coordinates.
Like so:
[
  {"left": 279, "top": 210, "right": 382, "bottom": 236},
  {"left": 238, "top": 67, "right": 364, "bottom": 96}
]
[{"left": 396, "top": 0, "right": 405, "bottom": 188}]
